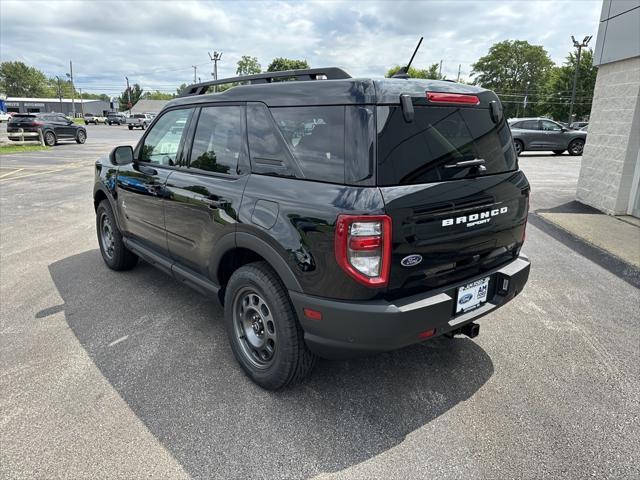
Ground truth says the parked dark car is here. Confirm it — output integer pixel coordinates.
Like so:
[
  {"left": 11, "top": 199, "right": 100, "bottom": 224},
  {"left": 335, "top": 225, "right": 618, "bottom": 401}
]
[
  {"left": 7, "top": 113, "right": 87, "bottom": 146},
  {"left": 94, "top": 68, "right": 530, "bottom": 389},
  {"left": 509, "top": 117, "right": 587, "bottom": 155},
  {"left": 107, "top": 113, "right": 127, "bottom": 125}
]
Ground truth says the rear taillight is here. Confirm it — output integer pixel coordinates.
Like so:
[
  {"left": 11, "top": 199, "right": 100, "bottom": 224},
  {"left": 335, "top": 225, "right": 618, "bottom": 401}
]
[
  {"left": 32, "top": 121, "right": 43, "bottom": 126},
  {"left": 426, "top": 92, "right": 480, "bottom": 105},
  {"left": 335, "top": 214, "right": 392, "bottom": 287}
]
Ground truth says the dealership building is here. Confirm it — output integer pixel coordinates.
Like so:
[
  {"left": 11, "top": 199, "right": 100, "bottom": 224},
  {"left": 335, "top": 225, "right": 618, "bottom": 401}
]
[
  {"left": 4, "top": 97, "right": 113, "bottom": 116},
  {"left": 577, "top": 0, "right": 640, "bottom": 217}
]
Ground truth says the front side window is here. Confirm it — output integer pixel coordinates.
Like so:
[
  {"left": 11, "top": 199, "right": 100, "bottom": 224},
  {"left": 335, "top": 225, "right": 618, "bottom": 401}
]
[
  {"left": 270, "top": 106, "right": 345, "bottom": 183},
  {"left": 541, "top": 120, "right": 562, "bottom": 131},
  {"left": 189, "top": 106, "right": 244, "bottom": 174},
  {"left": 138, "top": 109, "right": 191, "bottom": 166}
]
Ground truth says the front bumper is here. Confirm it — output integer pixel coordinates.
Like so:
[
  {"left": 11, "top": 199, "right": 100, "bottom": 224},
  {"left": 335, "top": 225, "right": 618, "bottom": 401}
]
[{"left": 290, "top": 255, "right": 530, "bottom": 358}]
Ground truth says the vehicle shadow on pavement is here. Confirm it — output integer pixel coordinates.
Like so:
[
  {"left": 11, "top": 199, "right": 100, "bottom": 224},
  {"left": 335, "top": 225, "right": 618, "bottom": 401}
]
[{"left": 43, "top": 250, "right": 494, "bottom": 479}]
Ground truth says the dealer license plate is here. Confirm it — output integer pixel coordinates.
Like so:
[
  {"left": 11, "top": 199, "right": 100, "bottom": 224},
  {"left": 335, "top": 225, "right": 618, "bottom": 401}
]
[{"left": 456, "top": 277, "right": 490, "bottom": 313}]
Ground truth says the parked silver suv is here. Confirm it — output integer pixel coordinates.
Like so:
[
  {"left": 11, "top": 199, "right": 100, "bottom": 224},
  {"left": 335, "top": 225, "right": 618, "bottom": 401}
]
[{"left": 509, "top": 117, "right": 587, "bottom": 156}]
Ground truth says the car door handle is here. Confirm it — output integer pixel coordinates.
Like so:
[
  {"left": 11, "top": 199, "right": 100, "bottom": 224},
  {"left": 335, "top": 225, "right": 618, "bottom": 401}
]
[
  {"left": 138, "top": 165, "right": 157, "bottom": 175},
  {"left": 204, "top": 199, "right": 229, "bottom": 209}
]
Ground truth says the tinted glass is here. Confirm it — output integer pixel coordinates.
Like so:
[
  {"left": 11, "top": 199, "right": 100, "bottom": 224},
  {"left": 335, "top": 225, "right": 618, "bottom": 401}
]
[
  {"left": 247, "top": 103, "right": 298, "bottom": 177},
  {"left": 377, "top": 106, "right": 517, "bottom": 185},
  {"left": 189, "top": 106, "right": 243, "bottom": 174},
  {"left": 520, "top": 120, "right": 539, "bottom": 130},
  {"left": 270, "top": 106, "right": 345, "bottom": 183},
  {"left": 134, "top": 114, "right": 146, "bottom": 119},
  {"left": 541, "top": 120, "right": 562, "bottom": 131},
  {"left": 139, "top": 109, "right": 190, "bottom": 166}
]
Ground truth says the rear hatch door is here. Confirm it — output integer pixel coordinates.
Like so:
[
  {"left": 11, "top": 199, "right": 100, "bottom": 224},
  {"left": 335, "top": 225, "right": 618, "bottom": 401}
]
[{"left": 376, "top": 91, "right": 529, "bottom": 296}]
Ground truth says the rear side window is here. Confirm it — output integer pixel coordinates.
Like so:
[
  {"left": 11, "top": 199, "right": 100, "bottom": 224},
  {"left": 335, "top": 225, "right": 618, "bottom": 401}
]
[
  {"left": 377, "top": 106, "right": 517, "bottom": 185},
  {"left": 189, "top": 106, "right": 243, "bottom": 174},
  {"left": 270, "top": 106, "right": 345, "bottom": 184},
  {"left": 520, "top": 120, "right": 539, "bottom": 130}
]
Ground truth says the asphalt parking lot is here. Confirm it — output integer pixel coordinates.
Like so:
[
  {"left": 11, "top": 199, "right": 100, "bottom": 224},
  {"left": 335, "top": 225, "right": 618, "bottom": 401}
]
[{"left": 1, "top": 126, "right": 638, "bottom": 479}]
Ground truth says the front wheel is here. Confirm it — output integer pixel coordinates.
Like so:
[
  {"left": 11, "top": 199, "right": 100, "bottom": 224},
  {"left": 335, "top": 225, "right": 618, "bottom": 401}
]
[
  {"left": 568, "top": 139, "right": 585, "bottom": 156},
  {"left": 76, "top": 130, "right": 86, "bottom": 144},
  {"left": 128, "top": 125, "right": 133, "bottom": 130},
  {"left": 224, "top": 262, "right": 316, "bottom": 390},
  {"left": 96, "top": 200, "right": 138, "bottom": 270}
]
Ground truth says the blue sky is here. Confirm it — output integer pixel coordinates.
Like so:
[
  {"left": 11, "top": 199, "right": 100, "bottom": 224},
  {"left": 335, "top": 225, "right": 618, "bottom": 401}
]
[{"left": 0, "top": 0, "right": 603, "bottom": 97}]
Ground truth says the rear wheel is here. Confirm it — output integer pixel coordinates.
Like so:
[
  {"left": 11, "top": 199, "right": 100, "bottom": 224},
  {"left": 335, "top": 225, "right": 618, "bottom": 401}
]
[
  {"left": 43, "top": 131, "right": 56, "bottom": 146},
  {"left": 76, "top": 130, "right": 86, "bottom": 144},
  {"left": 224, "top": 262, "right": 316, "bottom": 390},
  {"left": 553, "top": 150, "right": 565, "bottom": 155},
  {"left": 96, "top": 200, "right": 138, "bottom": 270},
  {"left": 514, "top": 139, "right": 523, "bottom": 156},
  {"left": 128, "top": 125, "right": 133, "bottom": 130},
  {"left": 568, "top": 139, "right": 585, "bottom": 156}
]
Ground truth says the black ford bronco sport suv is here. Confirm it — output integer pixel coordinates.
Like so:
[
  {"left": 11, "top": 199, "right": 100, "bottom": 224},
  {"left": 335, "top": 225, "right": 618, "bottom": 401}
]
[{"left": 94, "top": 67, "right": 530, "bottom": 389}]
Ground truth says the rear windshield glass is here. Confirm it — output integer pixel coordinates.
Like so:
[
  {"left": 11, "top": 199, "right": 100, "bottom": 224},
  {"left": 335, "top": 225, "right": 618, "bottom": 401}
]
[{"left": 377, "top": 106, "right": 517, "bottom": 185}]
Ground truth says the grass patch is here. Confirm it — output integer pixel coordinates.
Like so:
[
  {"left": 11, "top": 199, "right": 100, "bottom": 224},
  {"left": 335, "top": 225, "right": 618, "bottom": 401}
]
[
  {"left": 72, "top": 118, "right": 85, "bottom": 124},
  {"left": 0, "top": 144, "right": 50, "bottom": 155}
]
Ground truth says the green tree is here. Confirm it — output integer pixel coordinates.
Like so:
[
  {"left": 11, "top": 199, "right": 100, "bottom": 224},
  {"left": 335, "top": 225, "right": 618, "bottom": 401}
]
[
  {"left": 471, "top": 40, "right": 554, "bottom": 118},
  {"left": 142, "top": 90, "right": 174, "bottom": 100},
  {"left": 386, "top": 63, "right": 443, "bottom": 80},
  {"left": 539, "top": 49, "right": 597, "bottom": 122},
  {"left": 236, "top": 56, "right": 261, "bottom": 76},
  {"left": 176, "top": 83, "right": 188, "bottom": 96},
  {"left": 118, "top": 83, "right": 143, "bottom": 111},
  {"left": 267, "top": 58, "right": 309, "bottom": 72},
  {"left": 0, "top": 61, "right": 49, "bottom": 96}
]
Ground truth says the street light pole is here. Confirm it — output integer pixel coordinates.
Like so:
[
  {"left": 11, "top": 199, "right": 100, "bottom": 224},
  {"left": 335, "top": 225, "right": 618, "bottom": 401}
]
[
  {"left": 568, "top": 35, "right": 592, "bottom": 125},
  {"left": 55, "top": 76, "right": 63, "bottom": 111},
  {"left": 208, "top": 51, "right": 222, "bottom": 92},
  {"left": 125, "top": 76, "right": 131, "bottom": 115}
]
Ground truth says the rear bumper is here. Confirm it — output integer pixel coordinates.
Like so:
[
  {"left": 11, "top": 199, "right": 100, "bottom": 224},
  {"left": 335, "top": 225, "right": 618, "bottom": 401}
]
[{"left": 290, "top": 255, "right": 530, "bottom": 358}]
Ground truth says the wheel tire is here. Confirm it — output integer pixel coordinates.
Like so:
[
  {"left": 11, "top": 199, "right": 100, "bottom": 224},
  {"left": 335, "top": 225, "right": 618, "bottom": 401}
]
[
  {"left": 96, "top": 200, "right": 138, "bottom": 271},
  {"left": 43, "top": 131, "right": 56, "bottom": 147},
  {"left": 85, "top": 122, "right": 89, "bottom": 125},
  {"left": 128, "top": 125, "right": 133, "bottom": 130},
  {"left": 76, "top": 130, "right": 86, "bottom": 144},
  {"left": 141, "top": 124, "right": 146, "bottom": 130},
  {"left": 224, "top": 261, "right": 316, "bottom": 390},
  {"left": 514, "top": 140, "right": 523, "bottom": 156},
  {"left": 553, "top": 150, "right": 565, "bottom": 155},
  {"left": 568, "top": 139, "right": 585, "bottom": 156}
]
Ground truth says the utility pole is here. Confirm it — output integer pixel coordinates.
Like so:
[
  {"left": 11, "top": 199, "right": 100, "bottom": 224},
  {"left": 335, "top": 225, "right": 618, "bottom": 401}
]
[
  {"left": 438, "top": 59, "right": 443, "bottom": 79},
  {"left": 125, "top": 76, "right": 132, "bottom": 115},
  {"left": 68, "top": 60, "right": 75, "bottom": 117},
  {"left": 456, "top": 64, "right": 461, "bottom": 83},
  {"left": 192, "top": 65, "right": 198, "bottom": 83},
  {"left": 568, "top": 35, "right": 592, "bottom": 124},
  {"left": 79, "top": 88, "right": 85, "bottom": 116},
  {"left": 208, "top": 51, "right": 222, "bottom": 91},
  {"left": 55, "top": 76, "right": 63, "bottom": 111}
]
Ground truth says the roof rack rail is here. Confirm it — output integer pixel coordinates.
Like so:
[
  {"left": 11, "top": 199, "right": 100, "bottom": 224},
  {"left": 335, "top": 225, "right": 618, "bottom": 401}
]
[{"left": 180, "top": 67, "right": 352, "bottom": 96}]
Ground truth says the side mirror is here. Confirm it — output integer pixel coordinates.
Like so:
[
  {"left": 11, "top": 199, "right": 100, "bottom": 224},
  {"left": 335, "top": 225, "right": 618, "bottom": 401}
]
[
  {"left": 109, "top": 145, "right": 134, "bottom": 165},
  {"left": 561, "top": 127, "right": 568, "bottom": 132}
]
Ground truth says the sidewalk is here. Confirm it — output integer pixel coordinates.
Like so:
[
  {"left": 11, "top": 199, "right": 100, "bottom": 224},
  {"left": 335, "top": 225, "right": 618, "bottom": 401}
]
[{"left": 533, "top": 201, "right": 640, "bottom": 270}]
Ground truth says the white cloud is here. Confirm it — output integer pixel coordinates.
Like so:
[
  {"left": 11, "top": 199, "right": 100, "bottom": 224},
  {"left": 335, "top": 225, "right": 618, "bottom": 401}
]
[{"left": 0, "top": 0, "right": 603, "bottom": 96}]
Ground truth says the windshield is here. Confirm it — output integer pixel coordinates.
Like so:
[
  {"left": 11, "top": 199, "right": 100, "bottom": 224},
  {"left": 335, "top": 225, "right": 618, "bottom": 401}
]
[{"left": 377, "top": 106, "right": 517, "bottom": 185}]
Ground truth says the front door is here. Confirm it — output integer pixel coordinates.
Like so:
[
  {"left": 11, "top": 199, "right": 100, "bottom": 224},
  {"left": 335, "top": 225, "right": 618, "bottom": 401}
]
[
  {"left": 164, "top": 105, "right": 249, "bottom": 276},
  {"left": 540, "top": 119, "right": 565, "bottom": 150},
  {"left": 52, "top": 114, "right": 76, "bottom": 138},
  {"left": 116, "top": 108, "right": 193, "bottom": 255}
]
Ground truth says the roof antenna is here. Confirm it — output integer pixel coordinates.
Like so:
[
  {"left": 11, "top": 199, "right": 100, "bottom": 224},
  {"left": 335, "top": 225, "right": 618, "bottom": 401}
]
[{"left": 392, "top": 37, "right": 423, "bottom": 79}]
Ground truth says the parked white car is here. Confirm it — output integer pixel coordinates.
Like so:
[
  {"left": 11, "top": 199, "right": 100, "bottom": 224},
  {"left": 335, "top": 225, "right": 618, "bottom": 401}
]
[{"left": 0, "top": 111, "right": 11, "bottom": 123}]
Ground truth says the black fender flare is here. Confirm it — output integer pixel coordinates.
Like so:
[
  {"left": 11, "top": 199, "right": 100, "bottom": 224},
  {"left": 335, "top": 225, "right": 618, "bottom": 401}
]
[
  {"left": 211, "top": 231, "right": 302, "bottom": 293},
  {"left": 93, "top": 183, "right": 124, "bottom": 231}
]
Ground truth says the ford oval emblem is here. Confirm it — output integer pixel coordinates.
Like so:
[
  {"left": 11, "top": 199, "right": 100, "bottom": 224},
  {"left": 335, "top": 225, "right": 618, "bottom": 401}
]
[
  {"left": 401, "top": 254, "right": 423, "bottom": 267},
  {"left": 459, "top": 293, "right": 473, "bottom": 305}
]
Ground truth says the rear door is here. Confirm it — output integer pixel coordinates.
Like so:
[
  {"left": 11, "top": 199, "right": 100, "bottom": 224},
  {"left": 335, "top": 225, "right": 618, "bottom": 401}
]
[
  {"left": 376, "top": 101, "right": 529, "bottom": 295},
  {"left": 163, "top": 104, "right": 249, "bottom": 275}
]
